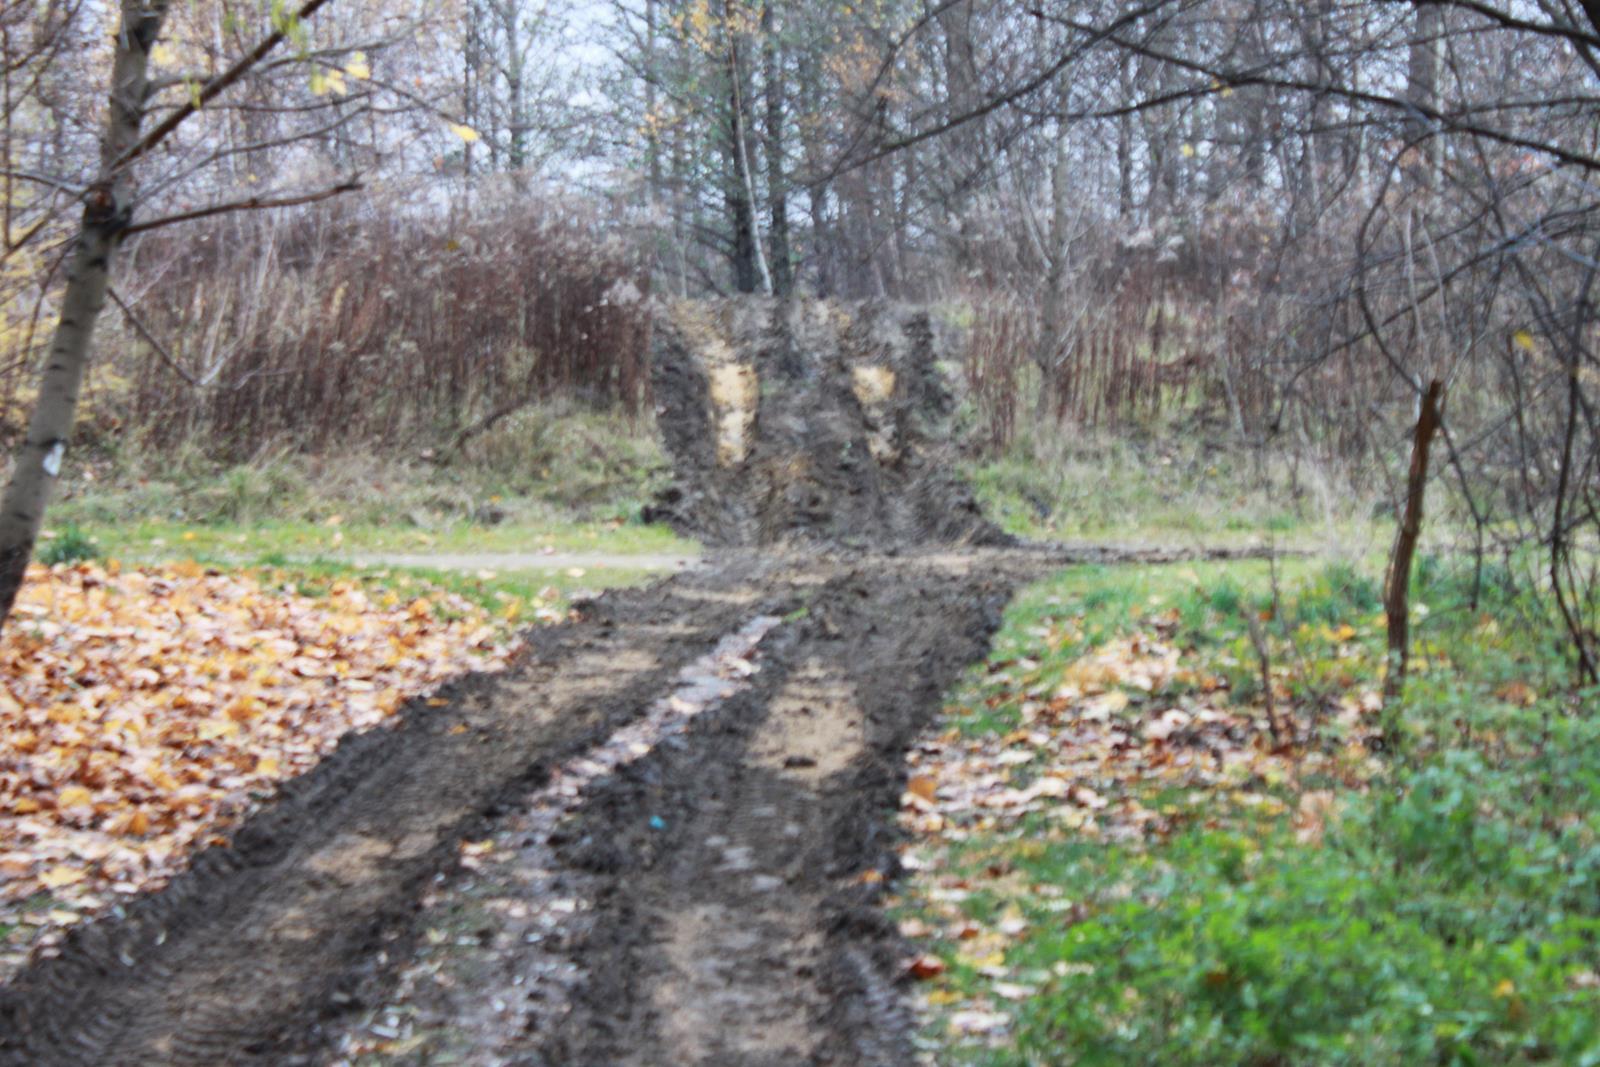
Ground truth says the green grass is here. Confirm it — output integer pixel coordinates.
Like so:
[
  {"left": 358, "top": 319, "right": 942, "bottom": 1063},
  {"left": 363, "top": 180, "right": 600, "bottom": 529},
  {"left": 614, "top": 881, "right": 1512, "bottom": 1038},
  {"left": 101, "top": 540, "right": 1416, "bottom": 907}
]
[
  {"left": 44, "top": 404, "right": 697, "bottom": 568},
  {"left": 909, "top": 556, "right": 1600, "bottom": 1066},
  {"left": 52, "top": 403, "right": 677, "bottom": 527},
  {"left": 245, "top": 556, "right": 660, "bottom": 618},
  {"left": 36, "top": 406, "right": 693, "bottom": 621},
  {"left": 36, "top": 524, "right": 101, "bottom": 566},
  {"left": 964, "top": 432, "right": 1386, "bottom": 551},
  {"left": 57, "top": 515, "right": 694, "bottom": 565}
]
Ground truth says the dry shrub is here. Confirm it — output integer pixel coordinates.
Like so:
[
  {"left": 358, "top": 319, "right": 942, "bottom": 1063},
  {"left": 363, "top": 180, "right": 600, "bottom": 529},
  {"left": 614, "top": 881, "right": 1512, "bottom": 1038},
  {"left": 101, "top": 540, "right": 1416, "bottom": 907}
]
[
  {"left": 104, "top": 188, "right": 652, "bottom": 460},
  {"left": 960, "top": 216, "right": 1282, "bottom": 453}
]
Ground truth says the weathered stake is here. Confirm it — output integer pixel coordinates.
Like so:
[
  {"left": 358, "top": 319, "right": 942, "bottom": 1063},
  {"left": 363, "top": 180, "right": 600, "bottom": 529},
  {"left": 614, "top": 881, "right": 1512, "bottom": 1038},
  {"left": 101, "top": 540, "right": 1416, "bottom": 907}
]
[{"left": 1383, "top": 378, "right": 1445, "bottom": 708}]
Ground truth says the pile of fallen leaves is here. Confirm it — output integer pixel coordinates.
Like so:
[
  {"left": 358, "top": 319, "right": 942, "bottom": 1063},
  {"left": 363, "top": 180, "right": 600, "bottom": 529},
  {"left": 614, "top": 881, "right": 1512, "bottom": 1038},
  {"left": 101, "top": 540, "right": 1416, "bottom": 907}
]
[
  {"left": 1, "top": 560, "right": 520, "bottom": 972},
  {"left": 900, "top": 613, "right": 1383, "bottom": 848}
]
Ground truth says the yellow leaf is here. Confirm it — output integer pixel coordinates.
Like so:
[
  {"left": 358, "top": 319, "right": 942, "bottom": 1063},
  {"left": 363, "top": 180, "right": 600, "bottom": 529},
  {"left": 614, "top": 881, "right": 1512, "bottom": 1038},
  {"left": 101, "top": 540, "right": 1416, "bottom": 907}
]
[
  {"left": 255, "top": 755, "right": 281, "bottom": 776},
  {"left": 1097, "top": 690, "right": 1131, "bottom": 714},
  {"left": 150, "top": 43, "right": 177, "bottom": 67},
  {"left": 449, "top": 123, "right": 481, "bottom": 143},
  {"left": 1513, "top": 330, "right": 1536, "bottom": 353},
  {"left": 344, "top": 52, "right": 371, "bottom": 80},
  {"left": 1494, "top": 979, "right": 1516, "bottom": 998},
  {"left": 57, "top": 786, "right": 93, "bottom": 808},
  {"left": 197, "top": 718, "right": 240, "bottom": 741},
  {"left": 926, "top": 988, "right": 964, "bottom": 1006},
  {"left": 40, "top": 865, "right": 87, "bottom": 889}
]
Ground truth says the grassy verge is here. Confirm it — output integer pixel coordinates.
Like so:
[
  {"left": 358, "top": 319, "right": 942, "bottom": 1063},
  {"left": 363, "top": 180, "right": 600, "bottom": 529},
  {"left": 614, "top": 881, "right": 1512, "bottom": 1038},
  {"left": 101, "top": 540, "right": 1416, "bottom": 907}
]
[
  {"left": 963, "top": 432, "right": 1384, "bottom": 552},
  {"left": 901, "top": 557, "right": 1600, "bottom": 1065},
  {"left": 42, "top": 516, "right": 693, "bottom": 564},
  {"left": 39, "top": 403, "right": 697, "bottom": 571}
]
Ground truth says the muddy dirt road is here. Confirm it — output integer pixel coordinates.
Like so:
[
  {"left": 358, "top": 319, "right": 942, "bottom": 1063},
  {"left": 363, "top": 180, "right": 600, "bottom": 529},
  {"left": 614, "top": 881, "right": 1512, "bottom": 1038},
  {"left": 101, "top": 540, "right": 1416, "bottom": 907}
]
[
  {"left": 0, "top": 299, "right": 1262, "bottom": 1063},
  {"left": 0, "top": 547, "right": 1060, "bottom": 1065}
]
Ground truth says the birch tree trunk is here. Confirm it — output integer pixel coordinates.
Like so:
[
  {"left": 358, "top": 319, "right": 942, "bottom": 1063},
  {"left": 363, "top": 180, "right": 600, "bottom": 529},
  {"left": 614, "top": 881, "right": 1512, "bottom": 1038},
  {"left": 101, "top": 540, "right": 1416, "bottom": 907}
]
[{"left": 0, "top": 1, "right": 169, "bottom": 631}]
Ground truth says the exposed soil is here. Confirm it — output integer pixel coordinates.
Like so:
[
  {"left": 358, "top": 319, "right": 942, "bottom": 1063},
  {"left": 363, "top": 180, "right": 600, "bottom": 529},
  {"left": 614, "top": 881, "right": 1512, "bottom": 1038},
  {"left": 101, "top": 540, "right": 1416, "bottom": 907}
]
[
  {"left": 645, "top": 299, "right": 1010, "bottom": 548},
  {"left": 0, "top": 300, "right": 1280, "bottom": 1065}
]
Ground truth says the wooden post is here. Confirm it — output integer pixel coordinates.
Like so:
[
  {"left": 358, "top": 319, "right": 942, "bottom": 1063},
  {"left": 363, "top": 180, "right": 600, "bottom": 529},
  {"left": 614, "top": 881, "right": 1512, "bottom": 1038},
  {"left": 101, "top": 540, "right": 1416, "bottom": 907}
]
[{"left": 1383, "top": 378, "right": 1445, "bottom": 706}]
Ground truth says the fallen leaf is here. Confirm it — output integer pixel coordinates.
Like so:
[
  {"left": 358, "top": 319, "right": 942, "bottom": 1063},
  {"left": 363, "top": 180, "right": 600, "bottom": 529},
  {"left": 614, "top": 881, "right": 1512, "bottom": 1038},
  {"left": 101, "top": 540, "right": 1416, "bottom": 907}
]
[{"left": 40, "top": 865, "right": 87, "bottom": 889}]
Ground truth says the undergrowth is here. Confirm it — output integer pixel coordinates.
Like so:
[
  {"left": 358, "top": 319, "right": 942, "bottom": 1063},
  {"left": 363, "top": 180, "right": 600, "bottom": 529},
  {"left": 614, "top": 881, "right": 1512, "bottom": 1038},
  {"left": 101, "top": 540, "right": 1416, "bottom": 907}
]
[
  {"left": 909, "top": 557, "right": 1600, "bottom": 1065},
  {"left": 963, "top": 431, "right": 1381, "bottom": 550},
  {"left": 40, "top": 404, "right": 694, "bottom": 564},
  {"left": 51, "top": 403, "right": 672, "bottom": 530}
]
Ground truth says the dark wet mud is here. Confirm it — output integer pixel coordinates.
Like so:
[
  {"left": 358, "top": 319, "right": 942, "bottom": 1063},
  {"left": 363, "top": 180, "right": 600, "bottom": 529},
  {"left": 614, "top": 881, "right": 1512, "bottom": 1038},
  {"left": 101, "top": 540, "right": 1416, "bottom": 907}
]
[
  {"left": 0, "top": 560, "right": 788, "bottom": 1065},
  {"left": 0, "top": 550, "right": 1051, "bottom": 1066},
  {"left": 646, "top": 299, "right": 1010, "bottom": 549},
  {"left": 325, "top": 551, "right": 1039, "bottom": 1066}
]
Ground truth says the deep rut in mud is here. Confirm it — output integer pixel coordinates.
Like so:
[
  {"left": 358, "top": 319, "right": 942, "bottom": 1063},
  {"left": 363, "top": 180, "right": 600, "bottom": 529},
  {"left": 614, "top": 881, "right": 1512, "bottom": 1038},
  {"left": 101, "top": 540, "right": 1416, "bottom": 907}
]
[{"left": 0, "top": 560, "right": 791, "bottom": 1065}]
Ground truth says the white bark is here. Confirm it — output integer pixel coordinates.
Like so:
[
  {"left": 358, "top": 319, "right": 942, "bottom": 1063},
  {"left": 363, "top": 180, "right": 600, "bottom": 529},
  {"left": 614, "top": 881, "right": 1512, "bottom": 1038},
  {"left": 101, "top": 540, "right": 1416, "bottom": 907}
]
[{"left": 0, "top": 2, "right": 169, "bottom": 627}]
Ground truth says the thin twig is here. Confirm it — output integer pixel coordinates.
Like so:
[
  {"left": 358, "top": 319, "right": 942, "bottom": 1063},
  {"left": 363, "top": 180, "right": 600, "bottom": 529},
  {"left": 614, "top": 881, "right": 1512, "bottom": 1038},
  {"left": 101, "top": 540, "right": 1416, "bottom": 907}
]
[
  {"left": 122, "top": 180, "right": 361, "bottom": 236},
  {"left": 107, "top": 286, "right": 197, "bottom": 387}
]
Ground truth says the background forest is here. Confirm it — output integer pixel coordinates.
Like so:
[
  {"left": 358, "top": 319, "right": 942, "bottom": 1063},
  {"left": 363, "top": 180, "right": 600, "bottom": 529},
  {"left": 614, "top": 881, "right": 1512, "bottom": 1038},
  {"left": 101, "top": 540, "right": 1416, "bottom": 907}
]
[{"left": 2, "top": 0, "right": 1597, "bottom": 665}]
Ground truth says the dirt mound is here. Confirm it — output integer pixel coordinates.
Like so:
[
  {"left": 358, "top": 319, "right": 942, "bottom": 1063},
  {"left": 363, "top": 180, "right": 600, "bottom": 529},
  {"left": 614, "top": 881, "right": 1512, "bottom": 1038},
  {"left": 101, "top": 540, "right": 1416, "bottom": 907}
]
[{"left": 646, "top": 299, "right": 1010, "bottom": 547}]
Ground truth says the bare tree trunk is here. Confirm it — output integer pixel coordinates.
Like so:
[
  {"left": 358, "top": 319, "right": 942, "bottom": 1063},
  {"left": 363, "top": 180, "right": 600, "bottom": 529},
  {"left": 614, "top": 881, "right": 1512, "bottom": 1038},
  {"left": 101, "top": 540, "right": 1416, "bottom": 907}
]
[
  {"left": 1034, "top": 127, "right": 1071, "bottom": 422},
  {"left": 500, "top": 0, "right": 527, "bottom": 172},
  {"left": 762, "top": 0, "right": 791, "bottom": 296},
  {"left": 0, "top": 1, "right": 169, "bottom": 631},
  {"left": 1405, "top": 3, "right": 1443, "bottom": 191},
  {"left": 723, "top": 22, "right": 769, "bottom": 295},
  {"left": 645, "top": 0, "right": 661, "bottom": 195},
  {"left": 1116, "top": 51, "right": 1134, "bottom": 217},
  {"left": 1383, "top": 378, "right": 1445, "bottom": 705}
]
